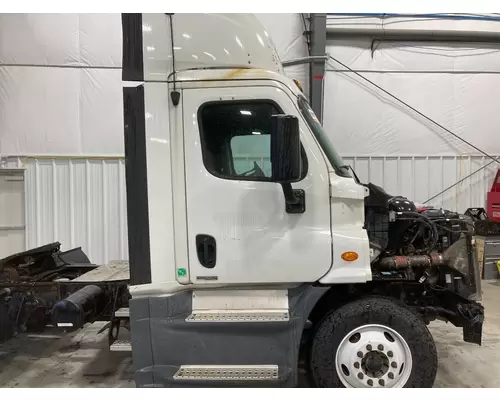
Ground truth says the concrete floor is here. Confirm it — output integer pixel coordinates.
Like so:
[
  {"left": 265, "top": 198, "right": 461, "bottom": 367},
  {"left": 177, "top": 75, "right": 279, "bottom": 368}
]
[{"left": 1, "top": 281, "right": 499, "bottom": 388}]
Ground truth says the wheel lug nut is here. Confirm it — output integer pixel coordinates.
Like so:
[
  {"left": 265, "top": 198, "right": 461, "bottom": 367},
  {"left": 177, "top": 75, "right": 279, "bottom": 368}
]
[
  {"left": 391, "top": 361, "right": 397, "bottom": 368},
  {"left": 367, "top": 379, "right": 373, "bottom": 386},
  {"left": 388, "top": 372, "right": 394, "bottom": 379},
  {"left": 387, "top": 351, "right": 393, "bottom": 357},
  {"left": 378, "top": 344, "right": 384, "bottom": 351},
  {"left": 357, "top": 351, "right": 363, "bottom": 358},
  {"left": 357, "top": 372, "right": 364, "bottom": 379},
  {"left": 354, "top": 362, "right": 360, "bottom": 368},
  {"left": 366, "top": 344, "right": 372, "bottom": 351},
  {"left": 379, "top": 379, "right": 385, "bottom": 386}
]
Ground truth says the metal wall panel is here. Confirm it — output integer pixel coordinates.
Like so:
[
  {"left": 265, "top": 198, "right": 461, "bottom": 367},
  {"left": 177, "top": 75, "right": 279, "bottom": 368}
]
[
  {"left": 4, "top": 157, "right": 128, "bottom": 265},
  {"left": 0, "top": 155, "right": 496, "bottom": 265},
  {"left": 343, "top": 155, "right": 498, "bottom": 211}
]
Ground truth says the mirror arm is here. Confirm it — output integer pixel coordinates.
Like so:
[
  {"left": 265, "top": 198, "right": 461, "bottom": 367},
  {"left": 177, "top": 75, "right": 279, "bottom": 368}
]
[{"left": 280, "top": 183, "right": 306, "bottom": 214}]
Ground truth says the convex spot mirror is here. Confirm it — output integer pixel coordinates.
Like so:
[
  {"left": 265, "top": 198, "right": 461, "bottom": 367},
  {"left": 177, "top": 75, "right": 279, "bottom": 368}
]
[{"left": 271, "top": 114, "right": 301, "bottom": 183}]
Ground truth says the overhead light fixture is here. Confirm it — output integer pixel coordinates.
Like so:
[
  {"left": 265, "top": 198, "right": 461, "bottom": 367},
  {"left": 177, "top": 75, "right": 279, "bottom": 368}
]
[
  {"left": 240, "top": 110, "right": 252, "bottom": 115},
  {"left": 146, "top": 46, "right": 155, "bottom": 52},
  {"left": 252, "top": 131, "right": 261, "bottom": 135}
]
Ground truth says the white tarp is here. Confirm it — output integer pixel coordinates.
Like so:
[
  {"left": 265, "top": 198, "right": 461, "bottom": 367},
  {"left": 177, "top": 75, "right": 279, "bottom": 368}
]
[
  {"left": 0, "top": 13, "right": 308, "bottom": 157},
  {"left": 0, "top": 13, "right": 123, "bottom": 156},
  {"left": 0, "top": 66, "right": 123, "bottom": 155},
  {"left": 0, "top": 13, "right": 121, "bottom": 67},
  {"left": 325, "top": 38, "right": 500, "bottom": 156}
]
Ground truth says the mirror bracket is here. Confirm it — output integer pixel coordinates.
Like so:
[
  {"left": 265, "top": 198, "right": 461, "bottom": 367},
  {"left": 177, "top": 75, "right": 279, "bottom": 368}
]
[{"left": 280, "top": 183, "right": 306, "bottom": 214}]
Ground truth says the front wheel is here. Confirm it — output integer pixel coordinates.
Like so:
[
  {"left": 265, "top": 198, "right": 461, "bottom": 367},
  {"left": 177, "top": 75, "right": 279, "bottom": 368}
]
[{"left": 309, "top": 297, "right": 437, "bottom": 388}]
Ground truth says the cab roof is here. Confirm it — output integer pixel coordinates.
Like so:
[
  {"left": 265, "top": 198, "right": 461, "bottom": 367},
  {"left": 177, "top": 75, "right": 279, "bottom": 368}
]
[{"left": 141, "top": 13, "right": 284, "bottom": 82}]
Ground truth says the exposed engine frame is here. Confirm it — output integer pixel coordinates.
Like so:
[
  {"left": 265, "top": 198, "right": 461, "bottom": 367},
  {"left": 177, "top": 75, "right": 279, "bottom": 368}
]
[{"left": 363, "top": 183, "right": 483, "bottom": 344}]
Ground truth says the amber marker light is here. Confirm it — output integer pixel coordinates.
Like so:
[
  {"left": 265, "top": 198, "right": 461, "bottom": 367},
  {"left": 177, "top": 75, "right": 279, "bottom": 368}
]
[{"left": 341, "top": 252, "right": 359, "bottom": 262}]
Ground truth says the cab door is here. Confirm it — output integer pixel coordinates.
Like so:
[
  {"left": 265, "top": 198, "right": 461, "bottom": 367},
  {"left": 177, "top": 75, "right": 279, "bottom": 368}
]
[{"left": 183, "top": 84, "right": 331, "bottom": 284}]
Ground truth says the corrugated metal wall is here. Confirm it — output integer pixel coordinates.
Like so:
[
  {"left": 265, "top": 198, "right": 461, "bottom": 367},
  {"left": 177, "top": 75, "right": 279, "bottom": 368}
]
[
  {"left": 2, "top": 157, "right": 127, "bottom": 265},
  {"left": 0, "top": 155, "right": 496, "bottom": 265},
  {"left": 342, "top": 155, "right": 498, "bottom": 211}
]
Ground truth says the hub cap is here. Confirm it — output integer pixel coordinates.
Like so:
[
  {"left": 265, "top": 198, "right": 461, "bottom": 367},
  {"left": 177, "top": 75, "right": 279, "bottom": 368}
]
[{"left": 335, "top": 324, "right": 412, "bottom": 388}]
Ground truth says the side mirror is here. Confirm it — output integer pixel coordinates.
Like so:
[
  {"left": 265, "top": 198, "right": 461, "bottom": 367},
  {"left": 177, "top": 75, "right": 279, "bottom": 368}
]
[
  {"left": 271, "top": 115, "right": 301, "bottom": 182},
  {"left": 270, "top": 115, "right": 305, "bottom": 214}
]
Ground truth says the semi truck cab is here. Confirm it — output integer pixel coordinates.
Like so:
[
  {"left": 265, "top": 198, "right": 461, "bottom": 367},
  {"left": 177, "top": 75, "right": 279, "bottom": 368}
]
[{"left": 97, "top": 13, "right": 483, "bottom": 388}]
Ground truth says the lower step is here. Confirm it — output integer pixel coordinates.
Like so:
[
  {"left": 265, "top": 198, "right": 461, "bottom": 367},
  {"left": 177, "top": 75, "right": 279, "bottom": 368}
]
[
  {"left": 115, "top": 307, "right": 130, "bottom": 318},
  {"left": 173, "top": 365, "right": 279, "bottom": 381},
  {"left": 110, "top": 339, "right": 132, "bottom": 352},
  {"left": 185, "top": 310, "right": 289, "bottom": 323}
]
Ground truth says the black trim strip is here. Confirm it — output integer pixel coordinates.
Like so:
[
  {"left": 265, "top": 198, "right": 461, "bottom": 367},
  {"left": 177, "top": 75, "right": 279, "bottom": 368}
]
[
  {"left": 121, "top": 13, "right": 144, "bottom": 82},
  {"left": 123, "top": 85, "right": 151, "bottom": 285}
]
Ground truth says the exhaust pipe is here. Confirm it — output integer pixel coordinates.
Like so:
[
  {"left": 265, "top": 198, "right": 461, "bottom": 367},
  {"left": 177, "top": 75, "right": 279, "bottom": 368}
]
[{"left": 377, "top": 254, "right": 445, "bottom": 269}]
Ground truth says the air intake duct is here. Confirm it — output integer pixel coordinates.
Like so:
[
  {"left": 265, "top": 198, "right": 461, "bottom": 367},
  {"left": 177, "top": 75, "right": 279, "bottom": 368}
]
[{"left": 52, "top": 285, "right": 105, "bottom": 330}]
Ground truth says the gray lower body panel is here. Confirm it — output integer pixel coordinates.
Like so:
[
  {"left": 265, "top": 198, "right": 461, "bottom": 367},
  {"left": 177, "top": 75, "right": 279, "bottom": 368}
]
[{"left": 129, "top": 285, "right": 327, "bottom": 387}]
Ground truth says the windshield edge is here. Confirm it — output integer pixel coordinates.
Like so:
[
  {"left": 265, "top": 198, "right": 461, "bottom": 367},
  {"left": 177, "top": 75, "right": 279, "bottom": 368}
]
[{"left": 297, "top": 96, "right": 352, "bottom": 179}]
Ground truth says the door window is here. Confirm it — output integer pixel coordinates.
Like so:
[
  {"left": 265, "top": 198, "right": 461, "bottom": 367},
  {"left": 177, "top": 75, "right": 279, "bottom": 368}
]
[
  {"left": 198, "top": 101, "right": 306, "bottom": 181},
  {"left": 230, "top": 134, "right": 271, "bottom": 177}
]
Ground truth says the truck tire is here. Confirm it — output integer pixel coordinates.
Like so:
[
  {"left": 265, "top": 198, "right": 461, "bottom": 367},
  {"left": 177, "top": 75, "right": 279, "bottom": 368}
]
[{"left": 309, "top": 296, "right": 437, "bottom": 388}]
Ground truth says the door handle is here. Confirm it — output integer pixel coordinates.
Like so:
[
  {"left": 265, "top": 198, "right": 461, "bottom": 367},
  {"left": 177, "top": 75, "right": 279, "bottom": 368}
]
[{"left": 196, "top": 234, "right": 216, "bottom": 268}]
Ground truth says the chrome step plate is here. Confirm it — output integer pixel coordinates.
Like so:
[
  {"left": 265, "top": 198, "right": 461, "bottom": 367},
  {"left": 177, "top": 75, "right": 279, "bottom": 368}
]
[
  {"left": 115, "top": 307, "right": 130, "bottom": 318},
  {"left": 110, "top": 339, "right": 132, "bottom": 352},
  {"left": 173, "top": 365, "right": 279, "bottom": 381},
  {"left": 185, "top": 310, "right": 289, "bottom": 323}
]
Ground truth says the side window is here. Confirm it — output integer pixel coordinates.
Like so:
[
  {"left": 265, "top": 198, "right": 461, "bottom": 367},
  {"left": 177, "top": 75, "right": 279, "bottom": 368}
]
[
  {"left": 230, "top": 134, "right": 271, "bottom": 177},
  {"left": 199, "top": 101, "right": 307, "bottom": 181}
]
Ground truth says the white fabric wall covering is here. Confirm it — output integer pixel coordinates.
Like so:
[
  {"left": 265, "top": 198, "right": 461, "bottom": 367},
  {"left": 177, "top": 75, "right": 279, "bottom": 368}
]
[
  {"left": 0, "top": 14, "right": 121, "bottom": 67},
  {"left": 0, "top": 13, "right": 123, "bottom": 156},
  {"left": 325, "top": 38, "right": 500, "bottom": 156},
  {"left": 0, "top": 67, "right": 123, "bottom": 155}
]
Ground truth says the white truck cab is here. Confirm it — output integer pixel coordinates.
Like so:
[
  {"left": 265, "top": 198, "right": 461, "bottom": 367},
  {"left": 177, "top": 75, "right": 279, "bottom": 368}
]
[{"left": 118, "top": 13, "right": 483, "bottom": 388}]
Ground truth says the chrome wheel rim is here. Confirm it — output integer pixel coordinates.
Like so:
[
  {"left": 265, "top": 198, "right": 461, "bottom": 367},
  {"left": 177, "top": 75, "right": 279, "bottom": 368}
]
[{"left": 335, "top": 324, "right": 413, "bottom": 388}]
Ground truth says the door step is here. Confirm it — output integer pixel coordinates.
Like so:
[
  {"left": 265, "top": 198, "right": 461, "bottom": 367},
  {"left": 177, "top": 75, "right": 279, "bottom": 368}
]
[
  {"left": 114, "top": 307, "right": 130, "bottom": 318},
  {"left": 110, "top": 339, "right": 132, "bottom": 352},
  {"left": 173, "top": 365, "right": 279, "bottom": 381},
  {"left": 185, "top": 310, "right": 289, "bottom": 323}
]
